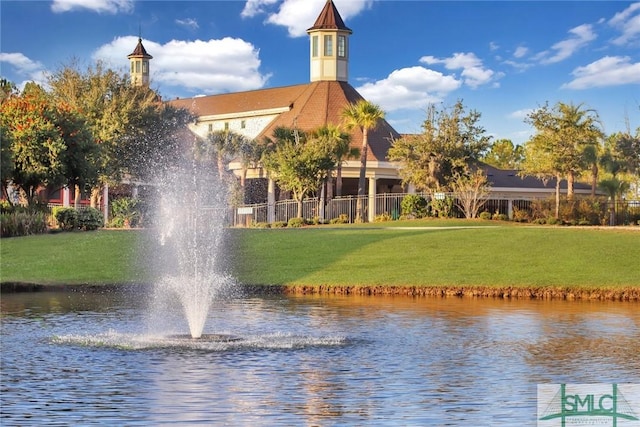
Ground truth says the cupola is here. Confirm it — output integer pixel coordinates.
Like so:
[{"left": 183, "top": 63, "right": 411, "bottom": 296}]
[
  {"left": 306, "top": 0, "right": 352, "bottom": 82},
  {"left": 127, "top": 38, "right": 153, "bottom": 87}
]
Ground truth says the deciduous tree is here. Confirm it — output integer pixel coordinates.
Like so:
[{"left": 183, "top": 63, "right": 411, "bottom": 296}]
[
  {"left": 262, "top": 127, "right": 336, "bottom": 218},
  {"left": 450, "top": 168, "right": 492, "bottom": 219},
  {"left": 388, "top": 99, "right": 491, "bottom": 192},
  {"left": 0, "top": 83, "right": 97, "bottom": 205},
  {"left": 481, "top": 138, "right": 524, "bottom": 170},
  {"left": 47, "top": 60, "right": 184, "bottom": 205}
]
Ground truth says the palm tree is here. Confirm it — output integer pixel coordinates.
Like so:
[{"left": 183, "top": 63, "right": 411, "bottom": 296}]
[
  {"left": 527, "top": 102, "right": 603, "bottom": 199},
  {"left": 237, "top": 138, "right": 263, "bottom": 202},
  {"left": 310, "top": 124, "right": 356, "bottom": 197},
  {"left": 205, "top": 129, "right": 245, "bottom": 180},
  {"left": 599, "top": 178, "right": 630, "bottom": 225},
  {"left": 341, "top": 100, "right": 385, "bottom": 222}
]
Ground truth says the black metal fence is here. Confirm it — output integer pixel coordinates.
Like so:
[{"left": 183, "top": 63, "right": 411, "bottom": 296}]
[{"left": 230, "top": 193, "right": 640, "bottom": 227}]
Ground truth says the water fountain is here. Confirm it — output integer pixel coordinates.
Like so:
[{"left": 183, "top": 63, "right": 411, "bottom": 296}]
[{"left": 147, "top": 154, "right": 235, "bottom": 339}]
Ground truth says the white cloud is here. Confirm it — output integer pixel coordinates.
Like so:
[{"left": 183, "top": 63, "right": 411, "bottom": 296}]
[
  {"left": 260, "top": 0, "right": 373, "bottom": 38},
  {"left": 562, "top": 55, "right": 640, "bottom": 89},
  {"left": 608, "top": 2, "right": 640, "bottom": 46},
  {"left": 241, "top": 0, "right": 279, "bottom": 18},
  {"left": 420, "top": 52, "right": 497, "bottom": 89},
  {"left": 175, "top": 18, "right": 199, "bottom": 31},
  {"left": 0, "top": 53, "right": 48, "bottom": 90},
  {"left": 92, "top": 36, "right": 271, "bottom": 95},
  {"left": 503, "top": 60, "right": 532, "bottom": 72},
  {"left": 355, "top": 66, "right": 461, "bottom": 112},
  {"left": 537, "top": 24, "right": 597, "bottom": 64},
  {"left": 508, "top": 109, "right": 533, "bottom": 120},
  {"left": 0, "top": 52, "right": 43, "bottom": 73},
  {"left": 489, "top": 41, "right": 499, "bottom": 51},
  {"left": 51, "top": 0, "right": 134, "bottom": 14},
  {"left": 513, "top": 46, "right": 528, "bottom": 59}
]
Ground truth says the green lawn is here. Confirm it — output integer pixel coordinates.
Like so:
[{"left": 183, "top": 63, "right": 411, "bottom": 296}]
[
  {"left": 0, "top": 230, "right": 140, "bottom": 285},
  {"left": 1, "top": 223, "right": 639, "bottom": 289},
  {"left": 233, "top": 225, "right": 640, "bottom": 289}
]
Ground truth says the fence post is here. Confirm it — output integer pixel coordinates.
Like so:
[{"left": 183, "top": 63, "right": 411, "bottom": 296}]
[
  {"left": 368, "top": 178, "right": 376, "bottom": 222},
  {"left": 267, "top": 179, "right": 275, "bottom": 224}
]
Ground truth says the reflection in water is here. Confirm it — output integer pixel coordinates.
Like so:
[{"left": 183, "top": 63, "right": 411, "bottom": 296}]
[{"left": 1, "top": 292, "right": 639, "bottom": 425}]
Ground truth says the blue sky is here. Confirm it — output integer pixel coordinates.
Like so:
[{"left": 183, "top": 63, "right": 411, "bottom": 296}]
[{"left": 1, "top": 0, "right": 639, "bottom": 144}]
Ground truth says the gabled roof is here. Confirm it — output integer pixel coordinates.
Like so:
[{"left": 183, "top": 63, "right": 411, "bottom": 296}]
[
  {"left": 258, "top": 81, "right": 397, "bottom": 162},
  {"left": 128, "top": 38, "right": 153, "bottom": 59},
  {"left": 307, "top": 0, "right": 352, "bottom": 33},
  {"left": 169, "top": 81, "right": 400, "bottom": 162},
  {"left": 481, "top": 164, "right": 592, "bottom": 191},
  {"left": 169, "top": 84, "right": 308, "bottom": 117}
]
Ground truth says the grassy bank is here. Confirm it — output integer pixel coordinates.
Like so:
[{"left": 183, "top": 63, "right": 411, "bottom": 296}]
[
  {"left": 233, "top": 224, "right": 640, "bottom": 289},
  {"left": 0, "top": 230, "right": 140, "bottom": 285},
  {"left": 1, "top": 223, "right": 639, "bottom": 296}
]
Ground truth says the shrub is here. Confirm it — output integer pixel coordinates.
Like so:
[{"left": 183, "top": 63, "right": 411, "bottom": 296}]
[
  {"left": 374, "top": 213, "right": 392, "bottom": 222},
  {"left": 54, "top": 207, "right": 104, "bottom": 231},
  {"left": 512, "top": 206, "right": 530, "bottom": 223},
  {"left": 272, "top": 221, "right": 287, "bottom": 228},
  {"left": 108, "top": 217, "right": 126, "bottom": 228},
  {"left": 251, "top": 221, "right": 270, "bottom": 228},
  {"left": 401, "top": 195, "right": 428, "bottom": 219},
  {"left": 1, "top": 211, "right": 48, "bottom": 237},
  {"left": 530, "top": 198, "right": 555, "bottom": 222},
  {"left": 547, "top": 217, "right": 560, "bottom": 225},
  {"left": 559, "top": 197, "right": 603, "bottom": 225},
  {"left": 78, "top": 207, "right": 104, "bottom": 230},
  {"left": 479, "top": 211, "right": 492, "bottom": 220},
  {"left": 329, "top": 214, "right": 349, "bottom": 224},
  {"left": 431, "top": 196, "right": 454, "bottom": 218},
  {"left": 110, "top": 197, "right": 140, "bottom": 228},
  {"left": 55, "top": 207, "right": 78, "bottom": 231},
  {"left": 310, "top": 216, "right": 328, "bottom": 225},
  {"left": 0, "top": 200, "right": 14, "bottom": 214},
  {"left": 492, "top": 213, "right": 509, "bottom": 221},
  {"left": 288, "top": 217, "right": 306, "bottom": 228}
]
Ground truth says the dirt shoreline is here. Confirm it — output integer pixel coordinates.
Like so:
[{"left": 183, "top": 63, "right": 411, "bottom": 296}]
[
  {"left": 275, "top": 285, "right": 640, "bottom": 301},
  {"left": 2, "top": 282, "right": 639, "bottom": 301}
]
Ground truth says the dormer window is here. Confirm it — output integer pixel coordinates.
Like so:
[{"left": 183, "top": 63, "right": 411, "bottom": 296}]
[{"left": 324, "top": 35, "right": 333, "bottom": 56}]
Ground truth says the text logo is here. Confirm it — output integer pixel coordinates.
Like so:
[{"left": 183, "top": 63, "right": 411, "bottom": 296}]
[{"left": 538, "top": 384, "right": 640, "bottom": 426}]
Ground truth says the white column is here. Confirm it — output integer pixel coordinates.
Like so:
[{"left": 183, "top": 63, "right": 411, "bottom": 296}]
[
  {"left": 368, "top": 177, "right": 377, "bottom": 222},
  {"left": 507, "top": 199, "right": 514, "bottom": 219},
  {"left": 267, "top": 178, "right": 276, "bottom": 223},
  {"left": 102, "top": 184, "right": 109, "bottom": 224},
  {"left": 407, "top": 183, "right": 416, "bottom": 194},
  {"left": 62, "top": 186, "right": 70, "bottom": 207}
]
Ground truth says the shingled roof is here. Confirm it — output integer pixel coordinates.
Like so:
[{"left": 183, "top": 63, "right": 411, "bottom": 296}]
[
  {"left": 127, "top": 38, "right": 152, "bottom": 59},
  {"left": 169, "top": 81, "right": 399, "bottom": 162},
  {"left": 307, "top": 0, "right": 352, "bottom": 33},
  {"left": 482, "top": 164, "right": 592, "bottom": 191}
]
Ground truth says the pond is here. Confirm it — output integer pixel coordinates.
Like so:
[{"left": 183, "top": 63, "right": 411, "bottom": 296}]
[{"left": 1, "top": 290, "right": 639, "bottom": 425}]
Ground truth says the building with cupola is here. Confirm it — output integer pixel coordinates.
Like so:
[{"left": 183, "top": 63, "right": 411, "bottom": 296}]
[
  {"left": 133, "top": 0, "right": 598, "bottom": 223},
  {"left": 167, "top": 0, "right": 404, "bottom": 222}
]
